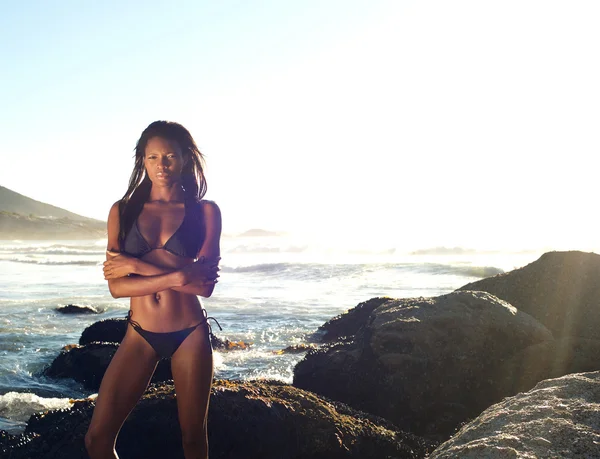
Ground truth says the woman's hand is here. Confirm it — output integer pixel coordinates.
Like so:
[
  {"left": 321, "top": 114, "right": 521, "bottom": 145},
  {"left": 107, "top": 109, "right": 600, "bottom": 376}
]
[
  {"left": 103, "top": 251, "right": 138, "bottom": 280},
  {"left": 180, "top": 256, "right": 221, "bottom": 286}
]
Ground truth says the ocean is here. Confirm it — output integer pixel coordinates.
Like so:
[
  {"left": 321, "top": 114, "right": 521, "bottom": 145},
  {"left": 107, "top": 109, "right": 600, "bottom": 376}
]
[{"left": 0, "top": 234, "right": 543, "bottom": 433}]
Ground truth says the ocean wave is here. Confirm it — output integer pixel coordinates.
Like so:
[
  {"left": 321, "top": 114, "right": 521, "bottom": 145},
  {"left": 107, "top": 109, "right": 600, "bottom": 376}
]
[
  {"left": 221, "top": 262, "right": 374, "bottom": 281},
  {"left": 452, "top": 265, "right": 504, "bottom": 277},
  {"left": 416, "top": 263, "right": 504, "bottom": 278},
  {"left": 0, "top": 392, "right": 72, "bottom": 423},
  {"left": 410, "top": 246, "right": 480, "bottom": 255},
  {"left": 224, "top": 244, "right": 308, "bottom": 254},
  {"left": 0, "top": 243, "right": 104, "bottom": 256},
  {"left": 4, "top": 258, "right": 100, "bottom": 266},
  {"left": 222, "top": 262, "right": 504, "bottom": 280}
]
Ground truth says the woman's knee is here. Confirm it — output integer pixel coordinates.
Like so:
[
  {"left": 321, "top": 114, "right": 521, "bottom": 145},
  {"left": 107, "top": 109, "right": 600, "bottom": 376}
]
[
  {"left": 84, "top": 426, "right": 115, "bottom": 456},
  {"left": 181, "top": 425, "right": 208, "bottom": 452}
]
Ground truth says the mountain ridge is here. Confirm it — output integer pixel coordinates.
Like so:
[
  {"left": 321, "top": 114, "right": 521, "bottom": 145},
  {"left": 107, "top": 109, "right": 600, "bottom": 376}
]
[{"left": 0, "top": 185, "right": 106, "bottom": 240}]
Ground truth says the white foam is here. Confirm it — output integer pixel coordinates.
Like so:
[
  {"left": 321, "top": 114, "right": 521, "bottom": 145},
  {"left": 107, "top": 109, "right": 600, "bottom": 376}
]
[{"left": 0, "top": 392, "right": 72, "bottom": 422}]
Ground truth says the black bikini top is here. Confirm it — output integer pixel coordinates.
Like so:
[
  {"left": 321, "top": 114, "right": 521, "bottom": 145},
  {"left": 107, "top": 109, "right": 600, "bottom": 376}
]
[{"left": 122, "top": 200, "right": 205, "bottom": 259}]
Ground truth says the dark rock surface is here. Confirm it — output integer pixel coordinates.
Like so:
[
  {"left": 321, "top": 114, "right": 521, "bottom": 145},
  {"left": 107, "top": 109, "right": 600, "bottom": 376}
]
[
  {"left": 314, "top": 297, "right": 390, "bottom": 342},
  {"left": 294, "top": 291, "right": 553, "bottom": 439},
  {"left": 41, "top": 342, "right": 172, "bottom": 391},
  {"left": 275, "top": 343, "right": 318, "bottom": 354},
  {"left": 430, "top": 371, "right": 600, "bottom": 458},
  {"left": 493, "top": 337, "right": 600, "bottom": 396},
  {"left": 458, "top": 251, "right": 600, "bottom": 339},
  {"left": 56, "top": 304, "right": 100, "bottom": 314},
  {"left": 210, "top": 335, "right": 252, "bottom": 351},
  {"left": 79, "top": 317, "right": 128, "bottom": 345},
  {"left": 2, "top": 380, "right": 431, "bottom": 459}
]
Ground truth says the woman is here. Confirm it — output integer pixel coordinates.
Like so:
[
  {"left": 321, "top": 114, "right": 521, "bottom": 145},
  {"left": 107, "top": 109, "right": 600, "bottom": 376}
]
[{"left": 85, "top": 120, "right": 221, "bottom": 459}]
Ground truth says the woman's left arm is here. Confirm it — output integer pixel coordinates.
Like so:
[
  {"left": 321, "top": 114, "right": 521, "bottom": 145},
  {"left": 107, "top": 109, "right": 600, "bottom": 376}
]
[
  {"left": 174, "top": 200, "right": 222, "bottom": 297},
  {"left": 103, "top": 201, "right": 222, "bottom": 297}
]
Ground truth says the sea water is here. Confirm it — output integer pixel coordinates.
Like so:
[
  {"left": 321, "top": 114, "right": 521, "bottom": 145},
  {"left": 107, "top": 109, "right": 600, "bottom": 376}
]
[{"left": 0, "top": 235, "right": 542, "bottom": 432}]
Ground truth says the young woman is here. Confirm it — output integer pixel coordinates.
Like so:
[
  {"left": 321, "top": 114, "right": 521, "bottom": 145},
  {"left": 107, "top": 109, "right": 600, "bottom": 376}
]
[{"left": 85, "top": 121, "right": 221, "bottom": 459}]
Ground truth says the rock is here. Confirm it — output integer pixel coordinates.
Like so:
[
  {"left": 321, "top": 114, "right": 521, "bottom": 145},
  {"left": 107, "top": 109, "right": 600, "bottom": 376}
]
[
  {"left": 3, "top": 380, "right": 431, "bottom": 459},
  {"left": 457, "top": 251, "right": 600, "bottom": 339},
  {"left": 79, "top": 316, "right": 244, "bottom": 351},
  {"left": 42, "top": 343, "right": 172, "bottom": 391},
  {"left": 56, "top": 304, "right": 101, "bottom": 314},
  {"left": 493, "top": 337, "right": 600, "bottom": 396},
  {"left": 313, "top": 297, "right": 390, "bottom": 342},
  {"left": 294, "top": 291, "right": 552, "bottom": 439},
  {"left": 429, "top": 371, "right": 600, "bottom": 458},
  {"left": 79, "top": 317, "right": 128, "bottom": 345},
  {"left": 274, "top": 344, "right": 318, "bottom": 355},
  {"left": 1, "top": 429, "right": 34, "bottom": 455},
  {"left": 210, "top": 335, "right": 253, "bottom": 351},
  {"left": 61, "top": 344, "right": 79, "bottom": 351}
]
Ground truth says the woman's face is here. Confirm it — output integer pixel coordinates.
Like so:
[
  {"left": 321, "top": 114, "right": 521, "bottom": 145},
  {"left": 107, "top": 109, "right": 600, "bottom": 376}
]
[{"left": 144, "top": 136, "right": 186, "bottom": 185}]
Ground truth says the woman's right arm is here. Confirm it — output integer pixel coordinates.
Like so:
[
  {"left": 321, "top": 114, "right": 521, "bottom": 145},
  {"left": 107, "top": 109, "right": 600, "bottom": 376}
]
[{"left": 104, "top": 202, "right": 185, "bottom": 298}]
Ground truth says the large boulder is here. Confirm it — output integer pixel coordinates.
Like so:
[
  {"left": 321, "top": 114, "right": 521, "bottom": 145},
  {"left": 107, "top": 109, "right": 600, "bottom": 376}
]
[
  {"left": 294, "top": 291, "right": 552, "bottom": 439},
  {"left": 2, "top": 380, "right": 431, "bottom": 459},
  {"left": 458, "top": 251, "right": 600, "bottom": 339},
  {"left": 41, "top": 343, "right": 172, "bottom": 391},
  {"left": 429, "top": 371, "right": 600, "bottom": 458},
  {"left": 79, "top": 318, "right": 128, "bottom": 345},
  {"left": 495, "top": 337, "right": 600, "bottom": 396},
  {"left": 56, "top": 304, "right": 101, "bottom": 314},
  {"left": 314, "top": 297, "right": 390, "bottom": 342}
]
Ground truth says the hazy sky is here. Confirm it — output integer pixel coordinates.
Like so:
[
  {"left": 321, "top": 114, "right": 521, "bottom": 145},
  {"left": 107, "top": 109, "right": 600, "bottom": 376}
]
[{"left": 1, "top": 1, "right": 599, "bottom": 250}]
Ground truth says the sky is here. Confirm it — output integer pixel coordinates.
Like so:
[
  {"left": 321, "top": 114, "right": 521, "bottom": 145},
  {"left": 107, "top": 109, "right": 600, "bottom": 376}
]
[{"left": 1, "top": 0, "right": 599, "bottom": 251}]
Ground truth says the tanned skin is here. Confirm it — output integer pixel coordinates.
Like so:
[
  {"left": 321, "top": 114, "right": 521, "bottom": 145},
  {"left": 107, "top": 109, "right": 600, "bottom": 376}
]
[{"left": 85, "top": 136, "right": 221, "bottom": 459}]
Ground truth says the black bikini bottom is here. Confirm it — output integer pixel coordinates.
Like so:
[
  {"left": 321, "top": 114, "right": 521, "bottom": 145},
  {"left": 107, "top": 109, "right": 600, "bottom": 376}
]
[{"left": 127, "top": 309, "right": 222, "bottom": 359}]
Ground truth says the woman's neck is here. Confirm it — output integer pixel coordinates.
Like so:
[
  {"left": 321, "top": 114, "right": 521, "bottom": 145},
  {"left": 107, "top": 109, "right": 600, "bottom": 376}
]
[{"left": 148, "top": 183, "right": 185, "bottom": 203}]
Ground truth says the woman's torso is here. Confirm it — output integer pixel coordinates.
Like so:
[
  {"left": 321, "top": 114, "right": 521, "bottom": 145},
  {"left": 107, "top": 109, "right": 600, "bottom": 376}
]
[{"left": 123, "top": 199, "right": 206, "bottom": 332}]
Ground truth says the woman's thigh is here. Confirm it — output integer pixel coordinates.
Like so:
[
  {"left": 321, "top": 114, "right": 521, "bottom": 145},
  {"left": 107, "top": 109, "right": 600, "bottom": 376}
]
[
  {"left": 87, "top": 326, "right": 160, "bottom": 438},
  {"left": 170, "top": 325, "right": 213, "bottom": 432}
]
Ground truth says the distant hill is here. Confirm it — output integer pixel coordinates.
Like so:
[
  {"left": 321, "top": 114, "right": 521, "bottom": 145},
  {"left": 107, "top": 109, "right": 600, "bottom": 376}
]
[
  {"left": 238, "top": 228, "right": 283, "bottom": 237},
  {"left": 0, "top": 185, "right": 106, "bottom": 240}
]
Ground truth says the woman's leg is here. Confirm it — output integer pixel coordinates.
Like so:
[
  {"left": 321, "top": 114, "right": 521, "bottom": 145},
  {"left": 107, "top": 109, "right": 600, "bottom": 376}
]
[
  {"left": 85, "top": 326, "right": 160, "bottom": 459},
  {"left": 171, "top": 324, "right": 214, "bottom": 459}
]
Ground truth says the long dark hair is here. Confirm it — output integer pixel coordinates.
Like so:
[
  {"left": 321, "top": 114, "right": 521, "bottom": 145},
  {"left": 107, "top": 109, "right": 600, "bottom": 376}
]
[{"left": 118, "top": 121, "right": 207, "bottom": 247}]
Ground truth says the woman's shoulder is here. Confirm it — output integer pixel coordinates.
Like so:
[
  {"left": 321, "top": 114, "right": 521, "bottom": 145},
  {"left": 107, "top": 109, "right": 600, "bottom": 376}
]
[
  {"left": 107, "top": 200, "right": 123, "bottom": 221},
  {"left": 190, "top": 199, "right": 221, "bottom": 223},
  {"left": 199, "top": 199, "right": 220, "bottom": 211}
]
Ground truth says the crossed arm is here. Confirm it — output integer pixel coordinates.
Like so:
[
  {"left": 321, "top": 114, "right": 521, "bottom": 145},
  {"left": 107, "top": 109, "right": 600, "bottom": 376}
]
[
  {"left": 104, "top": 252, "right": 220, "bottom": 298},
  {"left": 103, "top": 200, "right": 222, "bottom": 299}
]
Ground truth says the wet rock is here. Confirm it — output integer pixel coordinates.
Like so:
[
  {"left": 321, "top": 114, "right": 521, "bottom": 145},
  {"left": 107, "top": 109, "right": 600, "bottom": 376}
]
[
  {"left": 210, "top": 335, "right": 252, "bottom": 351},
  {"left": 42, "top": 342, "right": 172, "bottom": 391},
  {"left": 458, "top": 251, "right": 600, "bottom": 339},
  {"left": 275, "top": 344, "right": 318, "bottom": 355},
  {"left": 313, "top": 297, "right": 390, "bottom": 342},
  {"left": 4, "top": 380, "right": 431, "bottom": 459},
  {"left": 430, "top": 371, "right": 600, "bottom": 458},
  {"left": 1, "top": 429, "right": 35, "bottom": 456},
  {"left": 294, "top": 291, "right": 552, "bottom": 439},
  {"left": 79, "top": 317, "right": 127, "bottom": 345},
  {"left": 56, "top": 304, "right": 100, "bottom": 314},
  {"left": 493, "top": 337, "right": 600, "bottom": 396}
]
